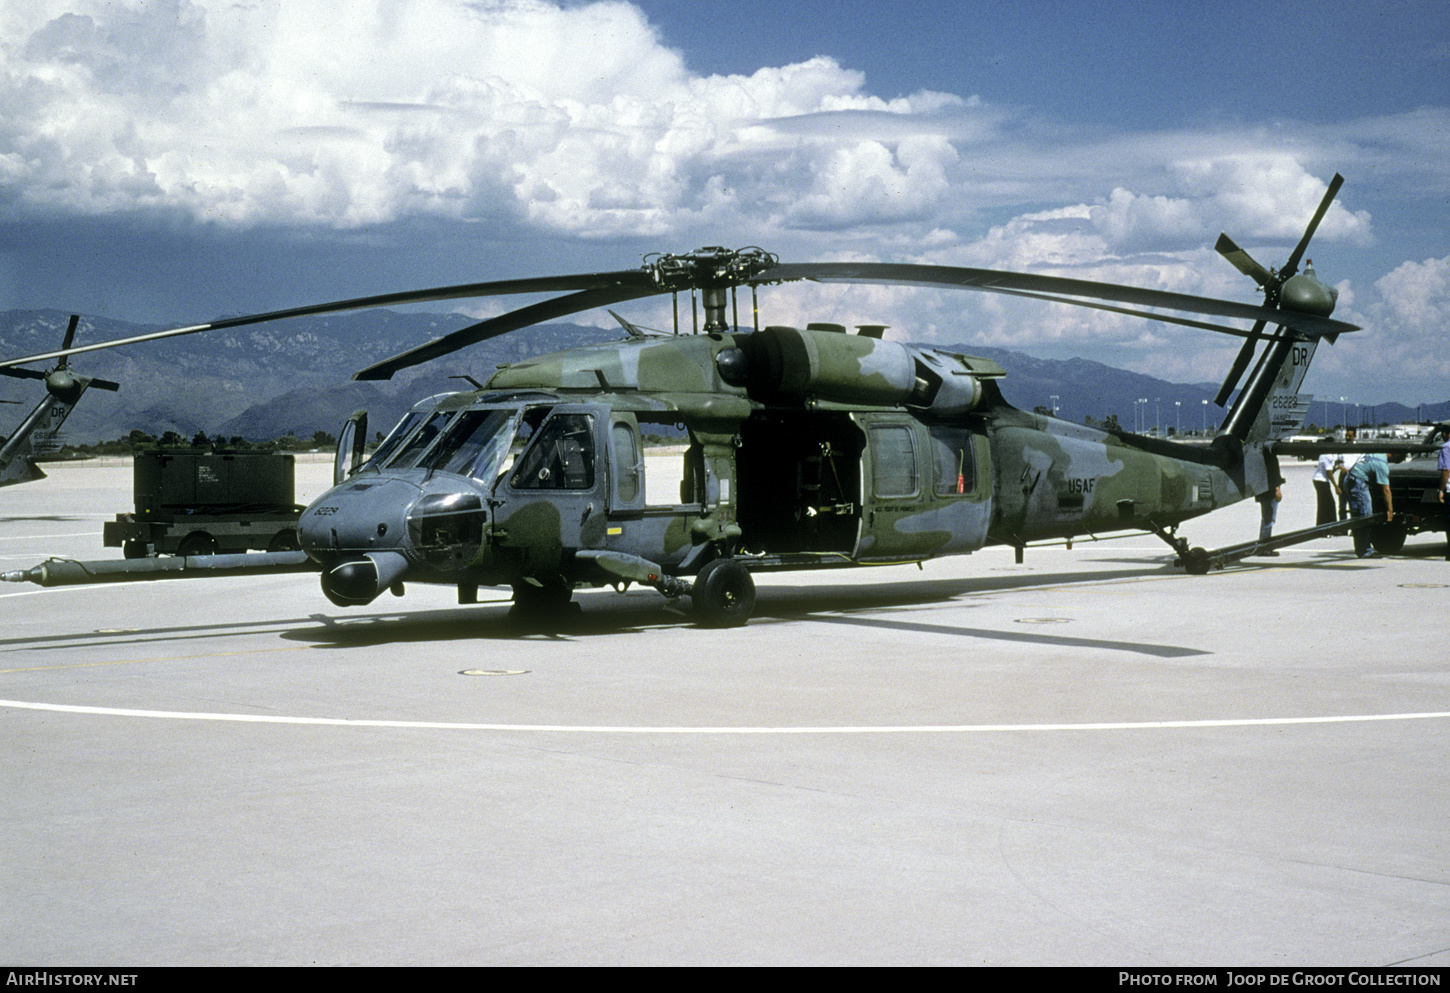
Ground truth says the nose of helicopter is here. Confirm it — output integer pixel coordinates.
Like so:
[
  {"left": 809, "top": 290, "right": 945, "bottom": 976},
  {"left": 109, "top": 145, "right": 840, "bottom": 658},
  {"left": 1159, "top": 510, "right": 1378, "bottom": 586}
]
[
  {"left": 298, "top": 476, "right": 422, "bottom": 605},
  {"left": 298, "top": 475, "right": 422, "bottom": 557}
]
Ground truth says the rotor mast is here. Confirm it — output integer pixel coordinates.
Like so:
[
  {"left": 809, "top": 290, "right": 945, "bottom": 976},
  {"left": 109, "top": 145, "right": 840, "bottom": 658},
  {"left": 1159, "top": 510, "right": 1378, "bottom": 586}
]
[{"left": 645, "top": 247, "right": 777, "bottom": 334}]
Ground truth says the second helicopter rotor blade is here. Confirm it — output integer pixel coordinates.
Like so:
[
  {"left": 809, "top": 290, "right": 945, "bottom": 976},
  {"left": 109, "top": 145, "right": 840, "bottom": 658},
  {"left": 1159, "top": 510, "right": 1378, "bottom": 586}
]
[
  {"left": 0, "top": 367, "right": 47, "bottom": 382},
  {"left": 60, "top": 314, "right": 80, "bottom": 354}
]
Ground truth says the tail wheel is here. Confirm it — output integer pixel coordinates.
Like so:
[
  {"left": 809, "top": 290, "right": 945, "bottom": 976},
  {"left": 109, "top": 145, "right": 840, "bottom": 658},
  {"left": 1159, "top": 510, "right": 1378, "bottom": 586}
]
[
  {"left": 691, "top": 558, "right": 756, "bottom": 628},
  {"left": 1183, "top": 547, "right": 1212, "bottom": 575}
]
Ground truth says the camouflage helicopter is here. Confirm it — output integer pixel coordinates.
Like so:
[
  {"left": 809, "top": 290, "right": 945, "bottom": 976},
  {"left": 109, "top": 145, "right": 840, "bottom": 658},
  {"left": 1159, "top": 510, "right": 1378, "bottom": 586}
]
[
  {"left": 0, "top": 315, "right": 120, "bottom": 489},
  {"left": 1, "top": 176, "right": 1359, "bottom": 626}
]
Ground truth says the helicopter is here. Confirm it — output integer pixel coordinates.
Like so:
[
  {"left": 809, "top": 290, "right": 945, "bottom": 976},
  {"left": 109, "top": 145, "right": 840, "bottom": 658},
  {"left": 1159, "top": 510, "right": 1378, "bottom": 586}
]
[
  {"left": 0, "top": 175, "right": 1363, "bottom": 626},
  {"left": 0, "top": 315, "right": 120, "bottom": 489}
]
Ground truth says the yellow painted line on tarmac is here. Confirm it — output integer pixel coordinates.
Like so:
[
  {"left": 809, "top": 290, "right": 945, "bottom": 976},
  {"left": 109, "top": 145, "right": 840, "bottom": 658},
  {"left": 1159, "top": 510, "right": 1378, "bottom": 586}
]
[
  {"left": 0, "top": 585, "right": 116, "bottom": 599},
  {"left": 0, "top": 645, "right": 313, "bottom": 674}
]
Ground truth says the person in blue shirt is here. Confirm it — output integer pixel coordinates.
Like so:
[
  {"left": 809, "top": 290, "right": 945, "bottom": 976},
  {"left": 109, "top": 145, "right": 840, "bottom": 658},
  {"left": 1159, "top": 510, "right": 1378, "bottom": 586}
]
[{"left": 1343, "top": 451, "right": 1397, "bottom": 558}]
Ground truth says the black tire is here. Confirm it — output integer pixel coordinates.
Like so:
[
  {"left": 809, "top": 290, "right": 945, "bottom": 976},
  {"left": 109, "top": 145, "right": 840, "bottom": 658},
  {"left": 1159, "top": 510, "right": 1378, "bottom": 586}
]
[
  {"left": 1183, "top": 547, "right": 1211, "bottom": 575},
  {"left": 691, "top": 558, "right": 756, "bottom": 628},
  {"left": 267, "top": 528, "right": 300, "bottom": 552},
  {"left": 509, "top": 579, "right": 576, "bottom": 620},
  {"left": 122, "top": 540, "right": 149, "bottom": 559},
  {"left": 177, "top": 532, "right": 218, "bottom": 557},
  {"left": 1370, "top": 520, "right": 1407, "bottom": 555}
]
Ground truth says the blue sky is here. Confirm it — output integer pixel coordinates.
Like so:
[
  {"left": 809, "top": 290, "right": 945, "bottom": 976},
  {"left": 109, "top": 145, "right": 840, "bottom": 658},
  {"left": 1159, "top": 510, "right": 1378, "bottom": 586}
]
[{"left": 1, "top": 0, "right": 1447, "bottom": 405}]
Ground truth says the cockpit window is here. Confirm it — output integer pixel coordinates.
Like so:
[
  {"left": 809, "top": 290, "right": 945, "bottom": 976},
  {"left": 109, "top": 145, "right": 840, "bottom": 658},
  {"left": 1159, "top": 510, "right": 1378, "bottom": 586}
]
[
  {"left": 383, "top": 411, "right": 455, "bottom": 470},
  {"left": 419, "top": 409, "right": 515, "bottom": 478},
  {"left": 510, "top": 412, "right": 596, "bottom": 490},
  {"left": 357, "top": 410, "right": 424, "bottom": 472}
]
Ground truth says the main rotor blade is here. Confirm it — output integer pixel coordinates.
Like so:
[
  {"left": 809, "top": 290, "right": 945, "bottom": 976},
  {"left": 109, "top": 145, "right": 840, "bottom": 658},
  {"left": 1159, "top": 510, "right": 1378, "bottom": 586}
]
[
  {"left": 753, "top": 262, "right": 1359, "bottom": 337},
  {"left": 0, "top": 270, "right": 655, "bottom": 372},
  {"left": 1281, "top": 173, "right": 1343, "bottom": 280},
  {"left": 352, "top": 284, "right": 663, "bottom": 381},
  {"left": 955, "top": 286, "right": 1270, "bottom": 339},
  {"left": 1215, "top": 234, "right": 1275, "bottom": 287},
  {"left": 1212, "top": 319, "right": 1267, "bottom": 408}
]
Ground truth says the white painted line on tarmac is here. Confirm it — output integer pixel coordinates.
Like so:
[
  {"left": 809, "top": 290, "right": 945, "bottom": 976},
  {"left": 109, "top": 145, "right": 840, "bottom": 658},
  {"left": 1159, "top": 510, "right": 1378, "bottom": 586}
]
[
  {"left": 0, "top": 532, "right": 105, "bottom": 542},
  {"left": 3, "top": 698, "right": 1448, "bottom": 734}
]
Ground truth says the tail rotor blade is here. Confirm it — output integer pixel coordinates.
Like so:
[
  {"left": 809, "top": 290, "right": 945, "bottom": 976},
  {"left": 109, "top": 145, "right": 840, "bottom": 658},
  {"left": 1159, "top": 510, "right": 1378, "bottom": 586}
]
[
  {"left": 57, "top": 314, "right": 81, "bottom": 369},
  {"left": 1281, "top": 173, "right": 1343, "bottom": 280},
  {"left": 60, "top": 314, "right": 79, "bottom": 352},
  {"left": 1213, "top": 319, "right": 1267, "bottom": 408},
  {"left": 1215, "top": 234, "right": 1275, "bottom": 287},
  {"left": 0, "top": 367, "right": 47, "bottom": 382}
]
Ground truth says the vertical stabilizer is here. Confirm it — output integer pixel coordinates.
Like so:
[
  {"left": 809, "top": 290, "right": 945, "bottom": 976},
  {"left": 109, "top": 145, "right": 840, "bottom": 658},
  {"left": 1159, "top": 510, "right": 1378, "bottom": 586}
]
[
  {"left": 1217, "top": 331, "right": 1319, "bottom": 495},
  {"left": 0, "top": 390, "right": 83, "bottom": 489},
  {"left": 1221, "top": 331, "right": 1319, "bottom": 446}
]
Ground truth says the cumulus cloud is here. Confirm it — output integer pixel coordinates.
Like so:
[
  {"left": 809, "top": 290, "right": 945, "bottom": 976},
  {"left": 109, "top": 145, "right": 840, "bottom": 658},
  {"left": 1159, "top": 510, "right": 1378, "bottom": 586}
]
[
  {"left": 1323, "top": 255, "right": 1450, "bottom": 399},
  {"left": 1374, "top": 256, "right": 1450, "bottom": 329},
  {"left": 0, "top": 0, "right": 1401, "bottom": 260},
  {"left": 2, "top": 0, "right": 1442, "bottom": 405},
  {"left": 0, "top": 0, "right": 975, "bottom": 237}
]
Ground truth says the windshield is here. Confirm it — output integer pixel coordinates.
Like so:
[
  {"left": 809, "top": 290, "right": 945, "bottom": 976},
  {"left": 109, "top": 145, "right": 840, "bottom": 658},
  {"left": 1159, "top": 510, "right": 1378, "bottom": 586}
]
[
  {"left": 382, "top": 410, "right": 456, "bottom": 470},
  {"left": 357, "top": 410, "right": 423, "bottom": 472},
  {"left": 417, "top": 409, "right": 516, "bottom": 479}
]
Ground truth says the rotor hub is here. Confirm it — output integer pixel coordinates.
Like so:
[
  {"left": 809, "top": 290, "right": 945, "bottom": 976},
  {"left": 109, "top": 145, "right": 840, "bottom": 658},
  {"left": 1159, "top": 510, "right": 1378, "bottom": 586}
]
[{"left": 644, "top": 246, "right": 778, "bottom": 292}]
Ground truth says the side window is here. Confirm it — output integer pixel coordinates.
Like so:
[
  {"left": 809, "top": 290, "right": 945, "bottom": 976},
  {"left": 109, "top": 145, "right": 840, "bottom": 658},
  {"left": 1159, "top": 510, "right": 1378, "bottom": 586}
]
[
  {"left": 868, "top": 423, "right": 918, "bottom": 498},
  {"left": 929, "top": 425, "right": 976, "bottom": 495},
  {"left": 611, "top": 421, "right": 640, "bottom": 503},
  {"left": 510, "top": 413, "right": 596, "bottom": 490}
]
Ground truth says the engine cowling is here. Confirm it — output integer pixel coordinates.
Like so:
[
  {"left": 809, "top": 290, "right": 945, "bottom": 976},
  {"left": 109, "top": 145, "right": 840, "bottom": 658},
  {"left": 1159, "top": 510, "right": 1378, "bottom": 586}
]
[{"left": 734, "top": 326, "right": 990, "bottom": 416}]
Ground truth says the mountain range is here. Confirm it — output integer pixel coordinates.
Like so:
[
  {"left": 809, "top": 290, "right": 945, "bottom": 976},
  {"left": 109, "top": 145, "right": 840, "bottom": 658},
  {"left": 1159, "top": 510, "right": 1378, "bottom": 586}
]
[{"left": 2, "top": 308, "right": 1444, "bottom": 445}]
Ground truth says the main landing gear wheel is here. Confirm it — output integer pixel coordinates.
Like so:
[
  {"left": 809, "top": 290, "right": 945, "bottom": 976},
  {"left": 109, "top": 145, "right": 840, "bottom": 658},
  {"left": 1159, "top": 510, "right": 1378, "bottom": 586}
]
[
  {"left": 691, "top": 558, "right": 756, "bottom": 628},
  {"left": 508, "top": 579, "right": 579, "bottom": 626}
]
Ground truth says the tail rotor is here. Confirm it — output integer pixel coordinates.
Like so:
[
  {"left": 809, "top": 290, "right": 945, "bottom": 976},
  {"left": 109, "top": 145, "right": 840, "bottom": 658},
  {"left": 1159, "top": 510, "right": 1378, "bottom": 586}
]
[
  {"left": 1212, "top": 173, "right": 1344, "bottom": 409},
  {"left": 0, "top": 315, "right": 121, "bottom": 405}
]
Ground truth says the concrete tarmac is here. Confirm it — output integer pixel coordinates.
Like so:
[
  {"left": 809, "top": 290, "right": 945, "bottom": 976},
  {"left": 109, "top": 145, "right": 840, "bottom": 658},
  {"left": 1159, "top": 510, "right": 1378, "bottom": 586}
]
[{"left": 1, "top": 457, "right": 1447, "bottom": 966}]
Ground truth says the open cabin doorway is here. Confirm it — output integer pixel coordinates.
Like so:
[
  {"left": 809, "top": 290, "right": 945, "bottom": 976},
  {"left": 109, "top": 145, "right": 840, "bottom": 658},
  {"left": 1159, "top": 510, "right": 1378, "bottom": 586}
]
[{"left": 736, "top": 411, "right": 863, "bottom": 555}]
